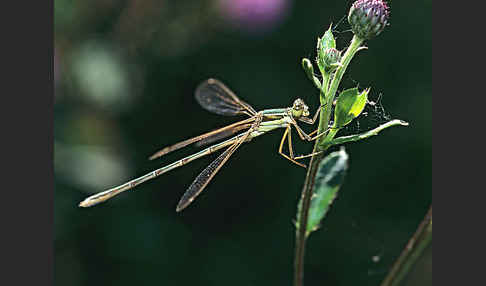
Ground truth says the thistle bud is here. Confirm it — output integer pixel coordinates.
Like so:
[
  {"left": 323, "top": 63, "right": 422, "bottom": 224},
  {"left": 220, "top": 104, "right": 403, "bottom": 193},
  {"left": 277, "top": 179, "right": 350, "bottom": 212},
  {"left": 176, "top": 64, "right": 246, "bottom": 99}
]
[
  {"left": 319, "top": 48, "right": 342, "bottom": 72},
  {"left": 302, "top": 58, "right": 322, "bottom": 89},
  {"left": 348, "top": 0, "right": 389, "bottom": 40}
]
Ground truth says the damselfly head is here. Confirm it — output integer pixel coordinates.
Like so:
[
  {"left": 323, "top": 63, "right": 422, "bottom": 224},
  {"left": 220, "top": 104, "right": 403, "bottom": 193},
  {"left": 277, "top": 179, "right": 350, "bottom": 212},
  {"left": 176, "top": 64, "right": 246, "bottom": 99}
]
[{"left": 292, "top": 98, "right": 310, "bottom": 118}]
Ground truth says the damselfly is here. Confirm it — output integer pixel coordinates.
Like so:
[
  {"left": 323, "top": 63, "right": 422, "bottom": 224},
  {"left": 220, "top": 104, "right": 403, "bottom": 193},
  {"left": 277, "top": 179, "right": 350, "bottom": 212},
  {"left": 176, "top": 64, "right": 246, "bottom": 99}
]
[{"left": 78, "top": 79, "right": 326, "bottom": 211}]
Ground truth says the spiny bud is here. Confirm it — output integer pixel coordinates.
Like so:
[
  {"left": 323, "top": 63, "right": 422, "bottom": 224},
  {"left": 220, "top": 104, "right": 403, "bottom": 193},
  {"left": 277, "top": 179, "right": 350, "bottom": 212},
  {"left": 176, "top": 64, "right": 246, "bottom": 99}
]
[
  {"left": 321, "top": 48, "right": 342, "bottom": 72},
  {"left": 348, "top": 0, "right": 390, "bottom": 40}
]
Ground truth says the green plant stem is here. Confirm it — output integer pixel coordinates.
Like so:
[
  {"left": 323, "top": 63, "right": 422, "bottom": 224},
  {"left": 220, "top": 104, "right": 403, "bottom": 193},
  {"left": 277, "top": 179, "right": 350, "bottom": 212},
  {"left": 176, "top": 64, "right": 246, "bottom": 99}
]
[
  {"left": 293, "top": 35, "right": 363, "bottom": 286},
  {"left": 380, "top": 206, "right": 432, "bottom": 286},
  {"left": 317, "top": 35, "right": 363, "bottom": 148},
  {"left": 321, "top": 128, "right": 339, "bottom": 147},
  {"left": 320, "top": 74, "right": 330, "bottom": 104},
  {"left": 293, "top": 151, "right": 324, "bottom": 286}
]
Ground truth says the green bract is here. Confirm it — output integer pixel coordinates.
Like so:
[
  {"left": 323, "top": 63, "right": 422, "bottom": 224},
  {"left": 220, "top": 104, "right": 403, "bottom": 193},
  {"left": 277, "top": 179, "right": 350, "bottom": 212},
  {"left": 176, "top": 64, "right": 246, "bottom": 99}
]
[
  {"left": 317, "top": 25, "right": 336, "bottom": 52},
  {"left": 322, "top": 48, "right": 342, "bottom": 72},
  {"left": 317, "top": 25, "right": 336, "bottom": 74},
  {"left": 333, "top": 87, "right": 369, "bottom": 129}
]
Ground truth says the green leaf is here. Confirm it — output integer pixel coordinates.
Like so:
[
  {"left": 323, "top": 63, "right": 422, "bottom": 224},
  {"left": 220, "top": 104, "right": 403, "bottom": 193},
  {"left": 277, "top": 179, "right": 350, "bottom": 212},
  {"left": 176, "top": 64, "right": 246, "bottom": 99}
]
[
  {"left": 305, "top": 149, "right": 348, "bottom": 236},
  {"left": 334, "top": 87, "right": 369, "bottom": 128}
]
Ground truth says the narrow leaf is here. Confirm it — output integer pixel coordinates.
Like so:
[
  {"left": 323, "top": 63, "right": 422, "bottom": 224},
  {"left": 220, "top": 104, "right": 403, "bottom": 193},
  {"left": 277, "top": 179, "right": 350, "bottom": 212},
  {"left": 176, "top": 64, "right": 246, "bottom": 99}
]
[{"left": 296, "top": 149, "right": 349, "bottom": 237}]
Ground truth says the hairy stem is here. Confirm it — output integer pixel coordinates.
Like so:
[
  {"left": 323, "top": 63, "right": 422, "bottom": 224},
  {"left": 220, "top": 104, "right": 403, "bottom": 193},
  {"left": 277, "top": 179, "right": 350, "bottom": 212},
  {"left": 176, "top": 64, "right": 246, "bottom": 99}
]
[
  {"left": 320, "top": 73, "right": 330, "bottom": 104},
  {"left": 318, "top": 35, "right": 363, "bottom": 148},
  {"left": 293, "top": 35, "right": 363, "bottom": 286}
]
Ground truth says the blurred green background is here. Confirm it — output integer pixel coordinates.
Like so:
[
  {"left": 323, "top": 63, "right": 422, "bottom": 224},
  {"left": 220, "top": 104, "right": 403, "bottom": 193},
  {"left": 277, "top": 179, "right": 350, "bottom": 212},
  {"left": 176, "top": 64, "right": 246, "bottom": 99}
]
[{"left": 54, "top": 0, "right": 432, "bottom": 285}]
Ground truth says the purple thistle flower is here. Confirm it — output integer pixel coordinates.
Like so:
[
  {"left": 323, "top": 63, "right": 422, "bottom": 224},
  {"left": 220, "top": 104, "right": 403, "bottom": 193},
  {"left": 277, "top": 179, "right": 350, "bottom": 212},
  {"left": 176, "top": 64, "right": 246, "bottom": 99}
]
[
  {"left": 218, "top": 0, "right": 289, "bottom": 33},
  {"left": 348, "top": 0, "right": 390, "bottom": 40}
]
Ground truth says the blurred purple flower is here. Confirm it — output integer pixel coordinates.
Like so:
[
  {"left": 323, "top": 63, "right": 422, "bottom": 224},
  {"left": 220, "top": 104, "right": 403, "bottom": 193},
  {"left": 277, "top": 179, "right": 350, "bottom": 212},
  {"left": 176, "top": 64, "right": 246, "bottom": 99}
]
[{"left": 218, "top": 0, "right": 290, "bottom": 32}]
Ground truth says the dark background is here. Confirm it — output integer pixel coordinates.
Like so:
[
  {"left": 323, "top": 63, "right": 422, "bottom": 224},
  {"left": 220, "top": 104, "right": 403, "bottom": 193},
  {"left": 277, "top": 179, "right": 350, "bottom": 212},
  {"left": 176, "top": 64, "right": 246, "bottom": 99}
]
[{"left": 54, "top": 0, "right": 432, "bottom": 285}]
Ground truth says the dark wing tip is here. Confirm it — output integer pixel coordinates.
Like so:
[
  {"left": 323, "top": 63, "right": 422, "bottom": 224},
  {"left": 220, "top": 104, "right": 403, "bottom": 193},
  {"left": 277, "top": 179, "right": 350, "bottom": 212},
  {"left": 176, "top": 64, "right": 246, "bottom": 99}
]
[{"left": 196, "top": 78, "right": 217, "bottom": 92}]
